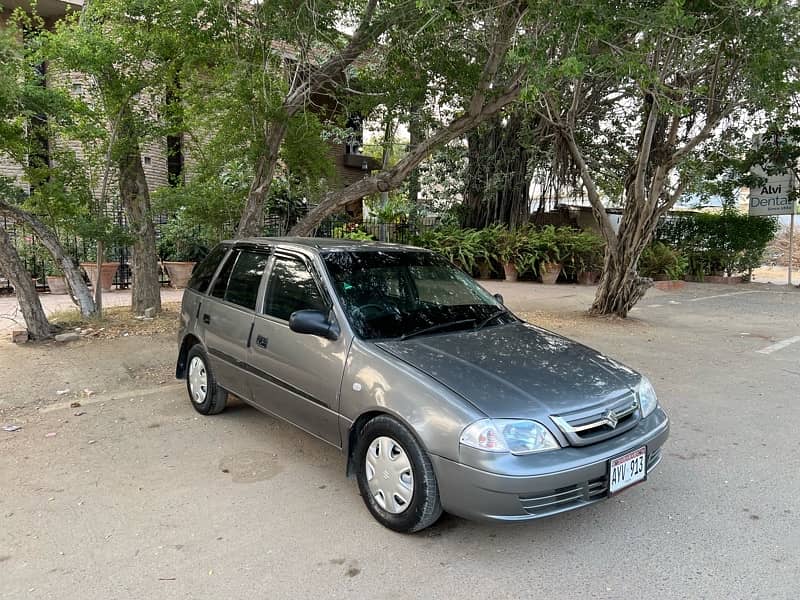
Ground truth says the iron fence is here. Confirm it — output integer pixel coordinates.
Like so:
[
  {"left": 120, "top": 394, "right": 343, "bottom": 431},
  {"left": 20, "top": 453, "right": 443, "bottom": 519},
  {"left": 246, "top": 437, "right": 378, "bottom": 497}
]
[{"left": 1, "top": 208, "right": 171, "bottom": 295}]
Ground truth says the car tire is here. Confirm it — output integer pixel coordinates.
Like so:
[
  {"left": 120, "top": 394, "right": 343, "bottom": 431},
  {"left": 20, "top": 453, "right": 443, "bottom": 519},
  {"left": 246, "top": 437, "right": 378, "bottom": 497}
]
[
  {"left": 185, "top": 345, "right": 227, "bottom": 415},
  {"left": 354, "top": 415, "right": 442, "bottom": 533}
]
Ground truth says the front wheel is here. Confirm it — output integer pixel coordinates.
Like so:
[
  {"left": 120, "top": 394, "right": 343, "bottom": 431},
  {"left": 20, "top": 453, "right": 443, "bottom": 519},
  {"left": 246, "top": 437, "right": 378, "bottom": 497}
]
[
  {"left": 354, "top": 415, "right": 442, "bottom": 533},
  {"left": 185, "top": 345, "right": 227, "bottom": 415}
]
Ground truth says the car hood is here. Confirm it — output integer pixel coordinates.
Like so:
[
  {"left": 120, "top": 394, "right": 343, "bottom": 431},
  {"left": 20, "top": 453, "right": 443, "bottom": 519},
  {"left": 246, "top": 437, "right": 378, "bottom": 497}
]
[{"left": 376, "top": 321, "right": 642, "bottom": 419}]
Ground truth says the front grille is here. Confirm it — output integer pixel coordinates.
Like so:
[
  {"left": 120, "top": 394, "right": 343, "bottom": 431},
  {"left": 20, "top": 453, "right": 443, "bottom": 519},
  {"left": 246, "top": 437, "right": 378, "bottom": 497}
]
[
  {"left": 551, "top": 392, "right": 640, "bottom": 446},
  {"left": 519, "top": 475, "right": 608, "bottom": 516}
]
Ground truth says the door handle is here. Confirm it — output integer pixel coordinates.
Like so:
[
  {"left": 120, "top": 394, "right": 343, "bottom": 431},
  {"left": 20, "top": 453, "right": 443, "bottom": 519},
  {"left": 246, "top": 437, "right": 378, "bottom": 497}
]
[
  {"left": 255, "top": 335, "right": 268, "bottom": 349},
  {"left": 202, "top": 314, "right": 211, "bottom": 324}
]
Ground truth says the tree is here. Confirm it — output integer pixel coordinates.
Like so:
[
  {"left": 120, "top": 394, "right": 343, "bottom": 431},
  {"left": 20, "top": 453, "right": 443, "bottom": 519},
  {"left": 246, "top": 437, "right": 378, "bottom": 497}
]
[
  {"left": 536, "top": 0, "right": 800, "bottom": 316},
  {"left": 226, "top": 0, "right": 432, "bottom": 237},
  {"left": 290, "top": 0, "right": 533, "bottom": 234},
  {"left": 44, "top": 0, "right": 199, "bottom": 314},
  {"left": 0, "top": 19, "right": 58, "bottom": 337}
]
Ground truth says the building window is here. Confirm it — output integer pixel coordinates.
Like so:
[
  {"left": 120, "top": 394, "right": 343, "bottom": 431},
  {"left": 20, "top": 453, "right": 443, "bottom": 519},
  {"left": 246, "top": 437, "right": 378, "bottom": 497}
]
[
  {"left": 143, "top": 156, "right": 151, "bottom": 166},
  {"left": 71, "top": 83, "right": 82, "bottom": 95},
  {"left": 345, "top": 113, "right": 363, "bottom": 155}
]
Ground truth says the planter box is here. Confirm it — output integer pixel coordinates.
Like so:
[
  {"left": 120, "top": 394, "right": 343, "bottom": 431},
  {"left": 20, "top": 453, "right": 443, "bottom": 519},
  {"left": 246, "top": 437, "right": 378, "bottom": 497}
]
[
  {"left": 163, "top": 261, "right": 196, "bottom": 289},
  {"left": 81, "top": 262, "right": 119, "bottom": 292},
  {"left": 653, "top": 279, "right": 686, "bottom": 291},
  {"left": 46, "top": 276, "right": 68, "bottom": 295},
  {"left": 684, "top": 275, "right": 744, "bottom": 285}
]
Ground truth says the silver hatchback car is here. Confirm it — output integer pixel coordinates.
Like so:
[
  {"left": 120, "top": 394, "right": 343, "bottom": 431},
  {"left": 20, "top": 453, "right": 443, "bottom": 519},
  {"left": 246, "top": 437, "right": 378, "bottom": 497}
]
[{"left": 176, "top": 238, "right": 669, "bottom": 532}]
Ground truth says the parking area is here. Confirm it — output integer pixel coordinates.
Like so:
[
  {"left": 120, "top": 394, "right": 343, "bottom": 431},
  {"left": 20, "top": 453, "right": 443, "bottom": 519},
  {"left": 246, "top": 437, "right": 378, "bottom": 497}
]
[{"left": 1, "top": 282, "right": 798, "bottom": 599}]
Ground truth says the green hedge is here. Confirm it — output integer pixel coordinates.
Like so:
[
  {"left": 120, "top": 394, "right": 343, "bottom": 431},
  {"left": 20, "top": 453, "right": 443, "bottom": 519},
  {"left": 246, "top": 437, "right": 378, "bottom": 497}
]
[{"left": 656, "top": 212, "right": 779, "bottom": 278}]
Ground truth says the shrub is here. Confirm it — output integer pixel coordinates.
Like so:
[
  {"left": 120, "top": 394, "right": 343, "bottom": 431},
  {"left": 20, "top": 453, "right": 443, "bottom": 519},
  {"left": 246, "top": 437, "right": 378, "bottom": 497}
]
[
  {"left": 559, "top": 229, "right": 605, "bottom": 276},
  {"left": 413, "top": 226, "right": 484, "bottom": 272},
  {"left": 657, "top": 212, "right": 779, "bottom": 277},
  {"left": 639, "top": 242, "right": 688, "bottom": 279}
]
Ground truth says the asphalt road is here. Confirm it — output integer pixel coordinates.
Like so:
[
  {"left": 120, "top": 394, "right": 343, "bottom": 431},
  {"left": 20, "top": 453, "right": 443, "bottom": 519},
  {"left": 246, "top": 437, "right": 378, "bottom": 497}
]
[{"left": 1, "top": 282, "right": 798, "bottom": 599}]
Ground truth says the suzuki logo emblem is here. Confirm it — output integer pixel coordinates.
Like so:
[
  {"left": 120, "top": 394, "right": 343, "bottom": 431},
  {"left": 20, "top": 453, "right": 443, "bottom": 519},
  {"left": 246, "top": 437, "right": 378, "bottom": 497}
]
[{"left": 604, "top": 410, "right": 619, "bottom": 429}]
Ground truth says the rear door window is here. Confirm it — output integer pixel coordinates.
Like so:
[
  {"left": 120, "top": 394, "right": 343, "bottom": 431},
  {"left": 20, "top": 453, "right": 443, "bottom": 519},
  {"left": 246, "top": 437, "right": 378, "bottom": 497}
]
[
  {"left": 224, "top": 250, "right": 269, "bottom": 310},
  {"left": 263, "top": 256, "right": 327, "bottom": 321},
  {"left": 188, "top": 244, "right": 228, "bottom": 293}
]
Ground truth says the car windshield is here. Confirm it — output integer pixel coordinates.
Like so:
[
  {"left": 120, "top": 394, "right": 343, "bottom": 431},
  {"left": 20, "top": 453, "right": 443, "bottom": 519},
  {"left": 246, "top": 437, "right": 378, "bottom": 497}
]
[{"left": 322, "top": 250, "right": 514, "bottom": 340}]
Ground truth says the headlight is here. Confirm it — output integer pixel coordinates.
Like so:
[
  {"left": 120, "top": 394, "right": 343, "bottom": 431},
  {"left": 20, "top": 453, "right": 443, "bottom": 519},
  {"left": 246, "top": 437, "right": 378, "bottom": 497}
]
[
  {"left": 637, "top": 376, "right": 658, "bottom": 418},
  {"left": 460, "top": 419, "right": 559, "bottom": 455}
]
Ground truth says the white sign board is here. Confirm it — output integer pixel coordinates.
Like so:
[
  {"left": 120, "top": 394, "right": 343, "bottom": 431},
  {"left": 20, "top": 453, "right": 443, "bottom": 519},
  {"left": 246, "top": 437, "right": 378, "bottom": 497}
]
[{"left": 748, "top": 166, "right": 798, "bottom": 216}]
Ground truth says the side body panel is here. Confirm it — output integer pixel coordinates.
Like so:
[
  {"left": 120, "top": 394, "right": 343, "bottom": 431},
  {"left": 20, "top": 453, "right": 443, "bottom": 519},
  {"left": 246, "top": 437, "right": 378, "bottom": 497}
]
[
  {"left": 247, "top": 314, "right": 347, "bottom": 446},
  {"left": 203, "top": 300, "right": 254, "bottom": 400},
  {"left": 338, "top": 338, "right": 484, "bottom": 461},
  {"left": 246, "top": 250, "right": 350, "bottom": 447}
]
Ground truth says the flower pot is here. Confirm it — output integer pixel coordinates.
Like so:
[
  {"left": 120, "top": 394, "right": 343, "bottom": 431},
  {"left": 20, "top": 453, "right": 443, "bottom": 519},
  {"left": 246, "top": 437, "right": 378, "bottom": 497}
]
[
  {"left": 164, "top": 261, "right": 196, "bottom": 289},
  {"left": 653, "top": 279, "right": 686, "bottom": 291},
  {"left": 46, "top": 276, "right": 68, "bottom": 295},
  {"left": 503, "top": 262, "right": 518, "bottom": 282},
  {"left": 577, "top": 270, "right": 600, "bottom": 285},
  {"left": 477, "top": 260, "right": 492, "bottom": 280},
  {"left": 539, "top": 262, "right": 562, "bottom": 285},
  {"left": 81, "top": 262, "right": 119, "bottom": 292}
]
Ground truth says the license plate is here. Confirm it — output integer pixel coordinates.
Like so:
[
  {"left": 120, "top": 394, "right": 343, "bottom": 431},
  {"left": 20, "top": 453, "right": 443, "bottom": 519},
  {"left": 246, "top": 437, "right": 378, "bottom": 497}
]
[{"left": 609, "top": 446, "right": 647, "bottom": 494}]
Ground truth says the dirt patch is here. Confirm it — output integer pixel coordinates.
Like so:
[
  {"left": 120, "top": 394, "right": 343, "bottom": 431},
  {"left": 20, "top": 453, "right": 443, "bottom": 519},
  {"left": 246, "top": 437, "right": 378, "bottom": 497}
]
[
  {"left": 0, "top": 325, "right": 178, "bottom": 413},
  {"left": 519, "top": 309, "right": 650, "bottom": 333},
  {"left": 48, "top": 302, "right": 181, "bottom": 340}
]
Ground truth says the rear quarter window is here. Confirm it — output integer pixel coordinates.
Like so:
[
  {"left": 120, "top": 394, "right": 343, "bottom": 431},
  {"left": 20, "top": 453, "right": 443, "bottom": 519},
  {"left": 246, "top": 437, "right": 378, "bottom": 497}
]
[{"left": 188, "top": 244, "right": 228, "bottom": 293}]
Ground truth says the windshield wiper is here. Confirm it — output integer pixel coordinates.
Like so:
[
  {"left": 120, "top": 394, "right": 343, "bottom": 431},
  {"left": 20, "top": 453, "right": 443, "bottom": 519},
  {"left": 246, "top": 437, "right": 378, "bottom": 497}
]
[
  {"left": 475, "top": 308, "right": 512, "bottom": 331},
  {"left": 400, "top": 319, "right": 477, "bottom": 341}
]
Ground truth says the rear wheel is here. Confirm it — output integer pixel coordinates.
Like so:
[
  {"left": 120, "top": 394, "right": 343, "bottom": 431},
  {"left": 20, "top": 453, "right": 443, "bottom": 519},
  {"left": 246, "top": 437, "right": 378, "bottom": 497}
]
[
  {"left": 354, "top": 415, "right": 442, "bottom": 533},
  {"left": 186, "top": 345, "right": 227, "bottom": 415}
]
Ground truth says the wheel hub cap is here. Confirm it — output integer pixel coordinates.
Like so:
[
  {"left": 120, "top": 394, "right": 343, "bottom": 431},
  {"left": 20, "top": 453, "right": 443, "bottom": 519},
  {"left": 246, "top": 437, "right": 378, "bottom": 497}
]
[
  {"left": 188, "top": 356, "right": 207, "bottom": 404},
  {"left": 365, "top": 436, "right": 414, "bottom": 514}
]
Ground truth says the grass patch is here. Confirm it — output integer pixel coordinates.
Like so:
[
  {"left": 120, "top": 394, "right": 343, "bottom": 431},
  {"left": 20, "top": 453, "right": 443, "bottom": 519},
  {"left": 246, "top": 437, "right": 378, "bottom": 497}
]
[{"left": 50, "top": 302, "right": 181, "bottom": 339}]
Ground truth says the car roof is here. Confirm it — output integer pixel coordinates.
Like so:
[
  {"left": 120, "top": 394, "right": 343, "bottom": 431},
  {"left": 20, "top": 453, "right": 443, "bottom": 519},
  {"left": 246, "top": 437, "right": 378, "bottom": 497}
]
[{"left": 221, "top": 237, "right": 431, "bottom": 253}]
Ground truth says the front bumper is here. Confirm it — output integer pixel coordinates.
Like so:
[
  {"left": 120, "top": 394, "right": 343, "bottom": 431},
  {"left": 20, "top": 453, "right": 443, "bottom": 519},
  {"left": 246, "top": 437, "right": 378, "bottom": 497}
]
[{"left": 430, "top": 407, "right": 669, "bottom": 522}]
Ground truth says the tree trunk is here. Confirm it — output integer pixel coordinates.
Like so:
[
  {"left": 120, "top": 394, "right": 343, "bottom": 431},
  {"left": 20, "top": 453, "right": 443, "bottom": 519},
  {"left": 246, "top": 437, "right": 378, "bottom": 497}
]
[
  {"left": 589, "top": 203, "right": 659, "bottom": 317},
  {"left": 117, "top": 106, "right": 161, "bottom": 315},
  {"left": 290, "top": 80, "right": 526, "bottom": 236},
  {"left": 590, "top": 247, "right": 652, "bottom": 318},
  {"left": 0, "top": 201, "right": 96, "bottom": 317},
  {"left": 462, "top": 111, "right": 533, "bottom": 229},
  {"left": 236, "top": 122, "right": 288, "bottom": 238},
  {"left": 0, "top": 227, "right": 52, "bottom": 339}
]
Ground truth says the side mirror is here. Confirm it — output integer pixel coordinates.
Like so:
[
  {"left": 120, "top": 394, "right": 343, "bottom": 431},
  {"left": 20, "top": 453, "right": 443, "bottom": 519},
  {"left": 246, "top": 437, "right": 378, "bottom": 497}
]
[
  {"left": 289, "top": 309, "right": 339, "bottom": 340},
  {"left": 493, "top": 293, "right": 504, "bottom": 305}
]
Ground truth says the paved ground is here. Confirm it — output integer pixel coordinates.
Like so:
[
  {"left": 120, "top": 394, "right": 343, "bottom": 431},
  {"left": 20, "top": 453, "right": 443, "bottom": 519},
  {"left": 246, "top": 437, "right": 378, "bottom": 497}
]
[{"left": 1, "top": 281, "right": 799, "bottom": 599}]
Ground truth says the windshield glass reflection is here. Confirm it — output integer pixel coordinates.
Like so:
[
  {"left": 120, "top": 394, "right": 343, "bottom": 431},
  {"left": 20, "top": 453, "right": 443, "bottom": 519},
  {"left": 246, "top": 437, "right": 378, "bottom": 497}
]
[{"left": 322, "top": 251, "right": 514, "bottom": 340}]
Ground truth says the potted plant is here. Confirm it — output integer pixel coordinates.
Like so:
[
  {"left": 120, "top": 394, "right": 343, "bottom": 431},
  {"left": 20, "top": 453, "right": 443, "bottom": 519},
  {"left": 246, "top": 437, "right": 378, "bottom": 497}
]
[
  {"left": 80, "top": 258, "right": 119, "bottom": 292},
  {"left": 415, "top": 227, "right": 482, "bottom": 273},
  {"left": 529, "top": 226, "right": 563, "bottom": 284},
  {"left": 475, "top": 225, "right": 503, "bottom": 279},
  {"left": 497, "top": 228, "right": 536, "bottom": 282},
  {"left": 45, "top": 263, "right": 68, "bottom": 295},
  {"left": 639, "top": 242, "right": 688, "bottom": 290},
  {"left": 157, "top": 210, "right": 210, "bottom": 288},
  {"left": 564, "top": 231, "right": 605, "bottom": 285}
]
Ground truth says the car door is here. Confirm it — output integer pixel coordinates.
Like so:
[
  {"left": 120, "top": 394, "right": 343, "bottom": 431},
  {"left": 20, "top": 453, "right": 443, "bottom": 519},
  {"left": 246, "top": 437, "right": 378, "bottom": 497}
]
[
  {"left": 202, "top": 247, "right": 269, "bottom": 400},
  {"left": 247, "top": 252, "right": 345, "bottom": 446}
]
